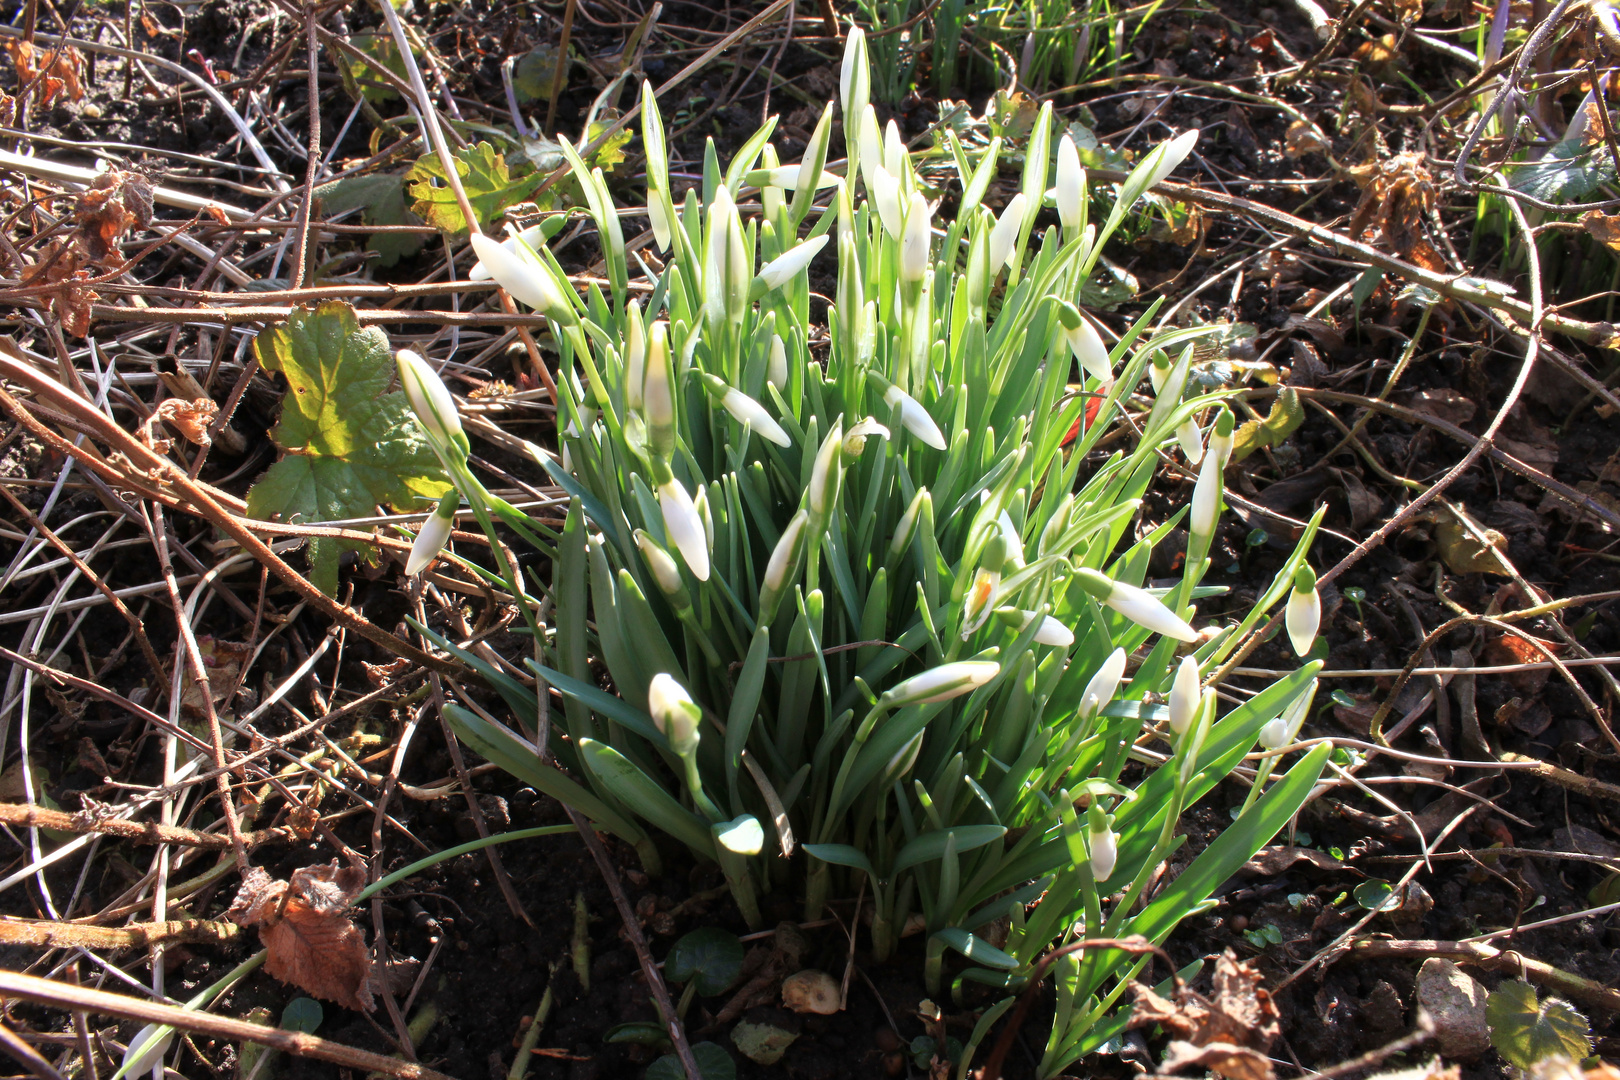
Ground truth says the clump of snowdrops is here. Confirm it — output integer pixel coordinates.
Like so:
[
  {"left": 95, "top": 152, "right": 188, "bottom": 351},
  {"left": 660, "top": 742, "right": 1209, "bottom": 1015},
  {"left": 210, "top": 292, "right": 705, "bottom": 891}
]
[{"left": 397, "top": 32, "right": 1330, "bottom": 1074}]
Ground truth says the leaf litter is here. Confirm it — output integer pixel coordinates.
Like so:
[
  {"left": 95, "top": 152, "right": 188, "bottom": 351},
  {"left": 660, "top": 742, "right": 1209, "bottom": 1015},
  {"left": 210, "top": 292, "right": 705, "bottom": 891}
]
[{"left": 226, "top": 861, "right": 376, "bottom": 1012}]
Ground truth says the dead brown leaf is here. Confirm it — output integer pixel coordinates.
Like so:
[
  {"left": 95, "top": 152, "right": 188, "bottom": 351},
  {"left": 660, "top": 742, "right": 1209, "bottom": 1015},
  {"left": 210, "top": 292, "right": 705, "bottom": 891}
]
[
  {"left": 1581, "top": 211, "right": 1620, "bottom": 253},
  {"left": 1241, "top": 846, "right": 1347, "bottom": 875},
  {"left": 1284, "top": 119, "right": 1331, "bottom": 160},
  {"left": 1348, "top": 152, "right": 1445, "bottom": 271},
  {"left": 227, "top": 862, "right": 375, "bottom": 1011},
  {"left": 1435, "top": 515, "right": 1513, "bottom": 576},
  {"left": 1484, "top": 632, "right": 1564, "bottom": 695},
  {"left": 4, "top": 40, "right": 84, "bottom": 108},
  {"left": 1129, "top": 952, "right": 1280, "bottom": 1080},
  {"left": 156, "top": 398, "right": 220, "bottom": 447},
  {"left": 178, "top": 637, "right": 250, "bottom": 721},
  {"left": 73, "top": 169, "right": 154, "bottom": 263}
]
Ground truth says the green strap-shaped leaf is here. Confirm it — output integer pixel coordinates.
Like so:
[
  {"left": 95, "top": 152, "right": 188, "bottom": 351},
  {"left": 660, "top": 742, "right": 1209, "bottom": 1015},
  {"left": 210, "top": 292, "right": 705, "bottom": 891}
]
[
  {"left": 578, "top": 738, "right": 715, "bottom": 856},
  {"left": 931, "top": 927, "right": 1018, "bottom": 970},
  {"left": 801, "top": 843, "right": 874, "bottom": 877},
  {"left": 526, "top": 662, "right": 666, "bottom": 747},
  {"left": 892, "top": 826, "right": 1007, "bottom": 876},
  {"left": 442, "top": 705, "right": 644, "bottom": 845}
]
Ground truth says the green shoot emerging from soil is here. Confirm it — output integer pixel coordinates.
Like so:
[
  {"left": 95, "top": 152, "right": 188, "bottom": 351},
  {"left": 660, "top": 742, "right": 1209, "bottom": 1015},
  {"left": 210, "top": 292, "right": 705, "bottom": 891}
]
[{"left": 397, "top": 32, "right": 1332, "bottom": 1075}]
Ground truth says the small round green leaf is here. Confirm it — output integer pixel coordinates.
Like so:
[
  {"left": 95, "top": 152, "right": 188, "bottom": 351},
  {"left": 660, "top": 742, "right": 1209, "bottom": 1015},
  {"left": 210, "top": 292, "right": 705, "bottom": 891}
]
[
  {"left": 1353, "top": 880, "right": 1396, "bottom": 911},
  {"left": 280, "top": 997, "right": 323, "bottom": 1034},
  {"left": 665, "top": 928, "right": 744, "bottom": 996},
  {"left": 1485, "top": 981, "right": 1590, "bottom": 1069}
]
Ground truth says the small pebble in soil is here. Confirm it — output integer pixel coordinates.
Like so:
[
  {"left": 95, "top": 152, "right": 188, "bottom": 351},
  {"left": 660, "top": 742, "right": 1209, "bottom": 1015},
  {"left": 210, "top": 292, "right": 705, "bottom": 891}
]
[{"left": 1229, "top": 914, "right": 1249, "bottom": 931}]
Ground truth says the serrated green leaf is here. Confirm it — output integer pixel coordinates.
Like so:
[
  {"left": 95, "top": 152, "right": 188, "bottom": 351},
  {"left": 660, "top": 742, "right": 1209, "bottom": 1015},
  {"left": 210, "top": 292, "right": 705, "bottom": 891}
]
[
  {"left": 1486, "top": 981, "right": 1590, "bottom": 1069},
  {"left": 1510, "top": 140, "right": 1616, "bottom": 205},
  {"left": 406, "top": 142, "right": 541, "bottom": 236},
  {"left": 314, "top": 172, "right": 425, "bottom": 267},
  {"left": 245, "top": 302, "right": 449, "bottom": 594},
  {"left": 585, "top": 117, "right": 634, "bottom": 174}
]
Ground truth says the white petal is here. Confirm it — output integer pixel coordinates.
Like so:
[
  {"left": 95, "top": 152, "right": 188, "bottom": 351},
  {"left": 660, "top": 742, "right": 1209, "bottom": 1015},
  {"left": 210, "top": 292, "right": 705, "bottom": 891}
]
[
  {"left": 989, "top": 193, "right": 1027, "bottom": 270},
  {"left": 1286, "top": 587, "right": 1321, "bottom": 657},
  {"left": 648, "top": 196, "right": 672, "bottom": 252},
  {"left": 469, "top": 232, "right": 564, "bottom": 315},
  {"left": 1109, "top": 580, "right": 1199, "bottom": 642},
  {"left": 659, "top": 479, "right": 710, "bottom": 581},
  {"left": 1080, "top": 647, "right": 1128, "bottom": 720},
  {"left": 1089, "top": 826, "right": 1117, "bottom": 883},
  {"left": 1066, "top": 316, "right": 1111, "bottom": 384},
  {"left": 1055, "top": 134, "right": 1084, "bottom": 228},
  {"left": 883, "top": 385, "right": 946, "bottom": 450},
  {"left": 122, "top": 1025, "right": 175, "bottom": 1077},
  {"left": 722, "top": 388, "right": 792, "bottom": 447},
  {"left": 884, "top": 119, "right": 905, "bottom": 178},
  {"left": 1176, "top": 418, "right": 1205, "bottom": 464},
  {"left": 1168, "top": 654, "right": 1201, "bottom": 734},
  {"left": 406, "top": 507, "right": 454, "bottom": 576},
  {"left": 900, "top": 192, "right": 932, "bottom": 282},
  {"left": 759, "top": 234, "right": 828, "bottom": 289},
  {"left": 1026, "top": 613, "right": 1074, "bottom": 647},
  {"left": 469, "top": 223, "right": 545, "bottom": 281},
  {"left": 870, "top": 165, "right": 902, "bottom": 239},
  {"left": 395, "top": 349, "right": 464, "bottom": 446}
]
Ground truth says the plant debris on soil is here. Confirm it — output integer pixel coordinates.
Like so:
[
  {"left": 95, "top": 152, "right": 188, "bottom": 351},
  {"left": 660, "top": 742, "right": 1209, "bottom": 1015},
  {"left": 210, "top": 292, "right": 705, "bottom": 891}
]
[{"left": 3, "top": 0, "right": 1620, "bottom": 1077}]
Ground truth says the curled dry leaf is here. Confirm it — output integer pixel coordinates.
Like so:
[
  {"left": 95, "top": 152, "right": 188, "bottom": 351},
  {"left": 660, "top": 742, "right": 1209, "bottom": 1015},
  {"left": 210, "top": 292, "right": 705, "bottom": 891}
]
[
  {"left": 1283, "top": 119, "right": 1330, "bottom": 160},
  {"left": 1347, "top": 152, "right": 1444, "bottom": 273},
  {"left": 4, "top": 40, "right": 85, "bottom": 109},
  {"left": 1129, "top": 951, "right": 1280, "bottom": 1080},
  {"left": 155, "top": 397, "right": 220, "bottom": 447},
  {"left": 74, "top": 169, "right": 154, "bottom": 263},
  {"left": 227, "top": 861, "right": 375, "bottom": 1012}
]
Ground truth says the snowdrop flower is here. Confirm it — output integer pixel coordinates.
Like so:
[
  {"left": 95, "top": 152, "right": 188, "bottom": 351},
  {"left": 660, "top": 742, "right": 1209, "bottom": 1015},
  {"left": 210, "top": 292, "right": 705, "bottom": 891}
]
[
  {"left": 900, "top": 191, "right": 932, "bottom": 283},
  {"left": 1177, "top": 417, "right": 1204, "bottom": 464},
  {"left": 1087, "top": 806, "right": 1118, "bottom": 883},
  {"left": 1019, "top": 610, "right": 1074, "bottom": 648},
  {"left": 884, "top": 118, "right": 906, "bottom": 178},
  {"left": 1060, "top": 306, "right": 1112, "bottom": 385},
  {"left": 883, "top": 385, "right": 946, "bottom": 450},
  {"left": 706, "top": 375, "right": 791, "bottom": 446},
  {"left": 843, "top": 416, "right": 890, "bottom": 456},
  {"left": 1286, "top": 565, "right": 1321, "bottom": 657},
  {"left": 648, "top": 672, "right": 701, "bottom": 755},
  {"left": 705, "top": 186, "right": 750, "bottom": 328},
  {"left": 648, "top": 196, "right": 673, "bottom": 252},
  {"left": 468, "top": 231, "right": 568, "bottom": 317},
  {"left": 406, "top": 492, "right": 459, "bottom": 576},
  {"left": 808, "top": 419, "right": 844, "bottom": 518},
  {"left": 858, "top": 104, "right": 883, "bottom": 193},
  {"left": 841, "top": 27, "right": 869, "bottom": 136},
  {"left": 634, "top": 529, "right": 687, "bottom": 600},
  {"left": 1146, "top": 344, "right": 1193, "bottom": 434},
  {"left": 1190, "top": 408, "right": 1234, "bottom": 541},
  {"left": 888, "top": 487, "right": 929, "bottom": 558},
  {"left": 748, "top": 165, "right": 842, "bottom": 191},
  {"left": 1075, "top": 568, "right": 1199, "bottom": 642},
  {"left": 758, "top": 234, "right": 828, "bottom": 290},
  {"left": 768, "top": 335, "right": 789, "bottom": 391},
  {"left": 624, "top": 301, "right": 646, "bottom": 411},
  {"left": 396, "top": 349, "right": 467, "bottom": 453},
  {"left": 1079, "top": 648, "right": 1128, "bottom": 723},
  {"left": 886, "top": 661, "right": 1000, "bottom": 706},
  {"left": 1261, "top": 680, "right": 1317, "bottom": 750},
  {"left": 122, "top": 1025, "right": 175, "bottom": 1077},
  {"left": 758, "top": 509, "right": 809, "bottom": 622},
  {"left": 658, "top": 478, "right": 710, "bottom": 581},
  {"left": 643, "top": 321, "right": 675, "bottom": 461},
  {"left": 988, "top": 193, "right": 1027, "bottom": 270},
  {"left": 1140, "top": 129, "right": 1199, "bottom": 191},
  {"left": 469, "top": 223, "right": 544, "bottom": 281},
  {"left": 1168, "top": 654, "right": 1201, "bottom": 735},
  {"left": 869, "top": 164, "right": 902, "bottom": 239},
  {"left": 1054, "top": 134, "right": 1085, "bottom": 229}
]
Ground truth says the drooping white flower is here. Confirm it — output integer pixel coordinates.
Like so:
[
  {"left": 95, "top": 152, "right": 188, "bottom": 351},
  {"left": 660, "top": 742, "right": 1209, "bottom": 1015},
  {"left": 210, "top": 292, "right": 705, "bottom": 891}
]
[
  {"left": 1063, "top": 311, "right": 1112, "bottom": 384},
  {"left": 1190, "top": 408, "right": 1234, "bottom": 542},
  {"left": 884, "top": 118, "right": 906, "bottom": 178},
  {"left": 1079, "top": 647, "right": 1128, "bottom": 721},
  {"left": 1262, "top": 679, "right": 1317, "bottom": 749},
  {"left": 764, "top": 510, "right": 808, "bottom": 596},
  {"left": 1087, "top": 808, "right": 1118, "bottom": 883},
  {"left": 468, "top": 231, "right": 567, "bottom": 316},
  {"left": 469, "top": 223, "right": 544, "bottom": 281},
  {"left": 658, "top": 478, "right": 710, "bottom": 581},
  {"left": 648, "top": 672, "right": 701, "bottom": 755},
  {"left": 634, "top": 529, "right": 686, "bottom": 598},
  {"left": 748, "top": 165, "right": 842, "bottom": 191},
  {"left": 1140, "top": 129, "right": 1199, "bottom": 191},
  {"left": 900, "top": 191, "right": 932, "bottom": 283},
  {"left": 988, "top": 193, "right": 1028, "bottom": 270},
  {"left": 406, "top": 492, "right": 459, "bottom": 576},
  {"left": 720, "top": 386, "right": 792, "bottom": 447},
  {"left": 1176, "top": 418, "right": 1204, "bottom": 464},
  {"left": 1146, "top": 344, "right": 1193, "bottom": 434},
  {"left": 643, "top": 321, "right": 675, "bottom": 461},
  {"left": 843, "top": 416, "right": 891, "bottom": 456},
  {"left": 1054, "top": 134, "right": 1085, "bottom": 229},
  {"left": 889, "top": 487, "right": 930, "bottom": 558},
  {"left": 768, "top": 334, "right": 789, "bottom": 391},
  {"left": 808, "top": 419, "right": 844, "bottom": 517},
  {"left": 758, "top": 234, "right": 828, "bottom": 290},
  {"left": 841, "top": 26, "right": 870, "bottom": 134},
  {"left": 1168, "top": 654, "right": 1201, "bottom": 735},
  {"left": 887, "top": 661, "right": 1000, "bottom": 706},
  {"left": 869, "top": 164, "right": 903, "bottom": 239},
  {"left": 396, "top": 349, "right": 467, "bottom": 451},
  {"left": 1018, "top": 611, "right": 1075, "bottom": 647},
  {"left": 1075, "top": 568, "right": 1199, "bottom": 642},
  {"left": 1286, "top": 565, "right": 1321, "bottom": 657},
  {"left": 883, "top": 385, "right": 946, "bottom": 450}
]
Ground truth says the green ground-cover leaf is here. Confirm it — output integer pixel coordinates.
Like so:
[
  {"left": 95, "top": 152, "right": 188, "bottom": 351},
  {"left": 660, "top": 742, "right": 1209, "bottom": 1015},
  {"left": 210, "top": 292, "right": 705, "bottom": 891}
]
[
  {"left": 338, "top": 32, "right": 409, "bottom": 104},
  {"left": 246, "top": 301, "right": 449, "bottom": 594},
  {"left": 1486, "top": 981, "right": 1590, "bottom": 1069},
  {"left": 315, "top": 172, "right": 424, "bottom": 267},
  {"left": 406, "top": 142, "right": 541, "bottom": 236}
]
